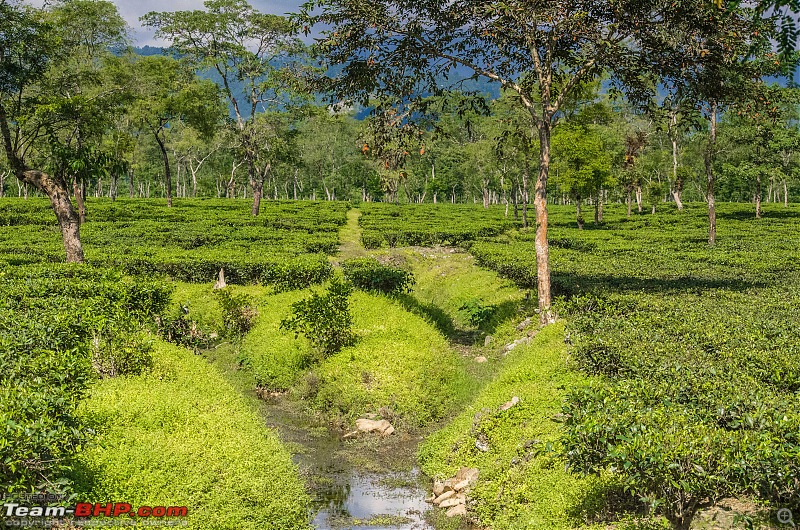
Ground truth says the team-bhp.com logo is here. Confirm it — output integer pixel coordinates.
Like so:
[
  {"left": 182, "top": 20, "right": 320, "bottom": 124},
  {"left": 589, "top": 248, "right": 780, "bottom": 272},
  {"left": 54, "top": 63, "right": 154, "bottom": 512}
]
[{"left": 3, "top": 499, "right": 188, "bottom": 527}]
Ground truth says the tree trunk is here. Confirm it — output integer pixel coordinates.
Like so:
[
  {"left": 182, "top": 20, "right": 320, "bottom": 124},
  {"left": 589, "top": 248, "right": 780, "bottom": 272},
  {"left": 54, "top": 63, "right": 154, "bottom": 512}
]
[
  {"left": 785, "top": 179, "right": 789, "bottom": 207},
  {"left": 522, "top": 162, "right": 530, "bottom": 229},
  {"left": 755, "top": 172, "right": 762, "bottom": 219},
  {"left": 636, "top": 185, "right": 643, "bottom": 213},
  {"left": 598, "top": 189, "right": 604, "bottom": 223},
  {"left": 512, "top": 181, "right": 519, "bottom": 220},
  {"left": 23, "top": 169, "right": 84, "bottom": 262},
  {"left": 154, "top": 133, "right": 172, "bottom": 208},
  {"left": 669, "top": 109, "right": 684, "bottom": 211},
  {"left": 535, "top": 124, "right": 553, "bottom": 324},
  {"left": 671, "top": 188, "right": 684, "bottom": 210},
  {"left": 594, "top": 191, "right": 601, "bottom": 225},
  {"left": 251, "top": 180, "right": 263, "bottom": 215},
  {"left": 128, "top": 168, "right": 135, "bottom": 198},
  {"left": 0, "top": 170, "right": 6, "bottom": 198},
  {"left": 705, "top": 102, "right": 717, "bottom": 246},
  {"left": 576, "top": 196, "right": 584, "bottom": 230}
]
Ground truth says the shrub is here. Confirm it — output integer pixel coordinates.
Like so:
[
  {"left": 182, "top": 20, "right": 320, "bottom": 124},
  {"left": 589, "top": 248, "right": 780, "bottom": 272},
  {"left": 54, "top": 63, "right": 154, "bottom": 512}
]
[
  {"left": 458, "top": 297, "right": 497, "bottom": 327},
  {"left": 91, "top": 330, "right": 155, "bottom": 378},
  {"left": 342, "top": 257, "right": 415, "bottom": 294},
  {"left": 216, "top": 289, "right": 259, "bottom": 338},
  {"left": 361, "top": 231, "right": 384, "bottom": 249},
  {"left": 280, "top": 278, "right": 355, "bottom": 358},
  {"left": 157, "top": 306, "right": 209, "bottom": 350},
  {"left": 0, "top": 265, "right": 171, "bottom": 499}
]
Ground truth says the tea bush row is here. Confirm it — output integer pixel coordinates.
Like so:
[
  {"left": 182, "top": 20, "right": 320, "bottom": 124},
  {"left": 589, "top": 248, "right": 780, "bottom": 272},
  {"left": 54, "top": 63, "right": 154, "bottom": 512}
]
[
  {"left": 0, "top": 198, "right": 348, "bottom": 288},
  {"left": 0, "top": 265, "right": 171, "bottom": 498},
  {"left": 463, "top": 203, "right": 800, "bottom": 526},
  {"left": 358, "top": 203, "right": 518, "bottom": 249}
]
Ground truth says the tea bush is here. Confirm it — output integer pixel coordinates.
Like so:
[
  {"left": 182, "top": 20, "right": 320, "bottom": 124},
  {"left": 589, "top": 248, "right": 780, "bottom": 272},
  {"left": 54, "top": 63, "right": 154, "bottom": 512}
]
[
  {"left": 216, "top": 289, "right": 259, "bottom": 338},
  {"left": 342, "top": 257, "right": 415, "bottom": 294},
  {"left": 0, "top": 265, "right": 171, "bottom": 498},
  {"left": 0, "top": 198, "right": 346, "bottom": 289},
  {"left": 462, "top": 203, "right": 800, "bottom": 527},
  {"left": 358, "top": 203, "right": 518, "bottom": 248},
  {"left": 280, "top": 277, "right": 355, "bottom": 358}
]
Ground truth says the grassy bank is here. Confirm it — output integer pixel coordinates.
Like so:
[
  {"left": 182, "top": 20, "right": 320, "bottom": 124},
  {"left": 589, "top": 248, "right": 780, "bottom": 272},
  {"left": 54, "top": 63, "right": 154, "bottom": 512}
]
[
  {"left": 418, "top": 323, "right": 607, "bottom": 530},
  {"left": 71, "top": 339, "right": 310, "bottom": 530},
  {"left": 172, "top": 280, "right": 474, "bottom": 430}
]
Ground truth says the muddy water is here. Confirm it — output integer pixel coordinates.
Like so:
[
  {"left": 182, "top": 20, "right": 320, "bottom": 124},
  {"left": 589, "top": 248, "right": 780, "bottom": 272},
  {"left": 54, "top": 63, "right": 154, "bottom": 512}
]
[
  {"left": 312, "top": 471, "right": 431, "bottom": 529},
  {"left": 257, "top": 394, "right": 434, "bottom": 530}
]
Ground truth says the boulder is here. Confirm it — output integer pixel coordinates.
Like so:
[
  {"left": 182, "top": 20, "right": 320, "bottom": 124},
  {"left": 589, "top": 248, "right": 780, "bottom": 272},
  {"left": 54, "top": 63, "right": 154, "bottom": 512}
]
[
  {"left": 433, "top": 490, "right": 455, "bottom": 505},
  {"left": 516, "top": 317, "right": 532, "bottom": 331},
  {"left": 484, "top": 335, "right": 493, "bottom": 346},
  {"left": 432, "top": 481, "right": 445, "bottom": 497},
  {"left": 452, "top": 479, "right": 471, "bottom": 492},
  {"left": 445, "top": 504, "right": 467, "bottom": 517},
  {"left": 500, "top": 396, "right": 520, "bottom": 411},
  {"left": 475, "top": 356, "right": 488, "bottom": 363},
  {"left": 355, "top": 418, "right": 395, "bottom": 436},
  {"left": 455, "top": 467, "right": 480, "bottom": 485},
  {"left": 442, "top": 477, "right": 459, "bottom": 491},
  {"left": 439, "top": 494, "right": 465, "bottom": 509}
]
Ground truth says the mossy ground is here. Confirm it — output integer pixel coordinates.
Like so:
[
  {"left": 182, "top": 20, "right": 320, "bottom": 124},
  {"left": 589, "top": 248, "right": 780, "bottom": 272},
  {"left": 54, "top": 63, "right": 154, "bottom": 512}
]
[
  {"left": 418, "top": 322, "right": 611, "bottom": 530},
  {"left": 71, "top": 340, "right": 310, "bottom": 530}
]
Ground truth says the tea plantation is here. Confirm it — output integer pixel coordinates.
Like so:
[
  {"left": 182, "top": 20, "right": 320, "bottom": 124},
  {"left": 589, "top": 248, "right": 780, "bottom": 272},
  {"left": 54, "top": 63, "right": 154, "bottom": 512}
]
[{"left": 2, "top": 198, "right": 798, "bottom": 530}]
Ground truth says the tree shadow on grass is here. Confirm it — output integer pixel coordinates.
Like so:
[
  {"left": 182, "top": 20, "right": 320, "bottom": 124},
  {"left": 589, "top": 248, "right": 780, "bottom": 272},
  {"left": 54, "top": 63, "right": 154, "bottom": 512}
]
[
  {"left": 565, "top": 479, "right": 648, "bottom": 529},
  {"left": 717, "top": 208, "right": 800, "bottom": 221},
  {"left": 551, "top": 273, "right": 762, "bottom": 299},
  {"left": 393, "top": 294, "right": 523, "bottom": 346}
]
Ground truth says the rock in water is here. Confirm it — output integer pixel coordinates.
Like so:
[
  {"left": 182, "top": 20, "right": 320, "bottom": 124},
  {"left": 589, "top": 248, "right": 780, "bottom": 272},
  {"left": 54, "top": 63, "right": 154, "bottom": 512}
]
[
  {"left": 354, "top": 418, "right": 395, "bottom": 436},
  {"left": 213, "top": 268, "right": 227, "bottom": 290}
]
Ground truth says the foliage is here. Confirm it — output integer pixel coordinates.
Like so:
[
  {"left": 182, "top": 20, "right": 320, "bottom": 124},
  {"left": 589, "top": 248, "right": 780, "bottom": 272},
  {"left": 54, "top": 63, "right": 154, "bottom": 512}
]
[
  {"left": 0, "top": 199, "right": 346, "bottom": 289},
  {"left": 418, "top": 323, "right": 609, "bottom": 529},
  {"left": 71, "top": 340, "right": 311, "bottom": 530},
  {"left": 359, "top": 203, "right": 517, "bottom": 248},
  {"left": 460, "top": 202, "right": 800, "bottom": 528},
  {"left": 280, "top": 277, "right": 356, "bottom": 358},
  {"left": 458, "top": 298, "right": 497, "bottom": 327},
  {"left": 0, "top": 265, "right": 170, "bottom": 498},
  {"left": 215, "top": 288, "right": 259, "bottom": 338},
  {"left": 342, "top": 257, "right": 415, "bottom": 294}
]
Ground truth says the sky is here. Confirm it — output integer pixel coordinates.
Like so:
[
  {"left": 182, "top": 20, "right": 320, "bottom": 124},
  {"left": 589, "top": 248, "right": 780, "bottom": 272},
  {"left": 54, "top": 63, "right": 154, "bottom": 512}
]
[{"left": 24, "top": 0, "right": 305, "bottom": 46}]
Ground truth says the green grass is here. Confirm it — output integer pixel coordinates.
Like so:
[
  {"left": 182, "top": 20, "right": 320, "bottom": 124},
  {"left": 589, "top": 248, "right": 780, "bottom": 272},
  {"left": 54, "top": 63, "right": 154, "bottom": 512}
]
[
  {"left": 233, "top": 285, "right": 474, "bottom": 428},
  {"left": 396, "top": 247, "right": 525, "bottom": 335},
  {"left": 71, "top": 339, "right": 310, "bottom": 530},
  {"left": 418, "top": 323, "right": 608, "bottom": 530}
]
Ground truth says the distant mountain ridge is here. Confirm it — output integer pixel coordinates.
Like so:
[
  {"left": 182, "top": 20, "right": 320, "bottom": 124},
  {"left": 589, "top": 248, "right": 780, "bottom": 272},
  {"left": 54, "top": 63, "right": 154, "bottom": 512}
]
[{"left": 131, "top": 46, "right": 502, "bottom": 119}]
